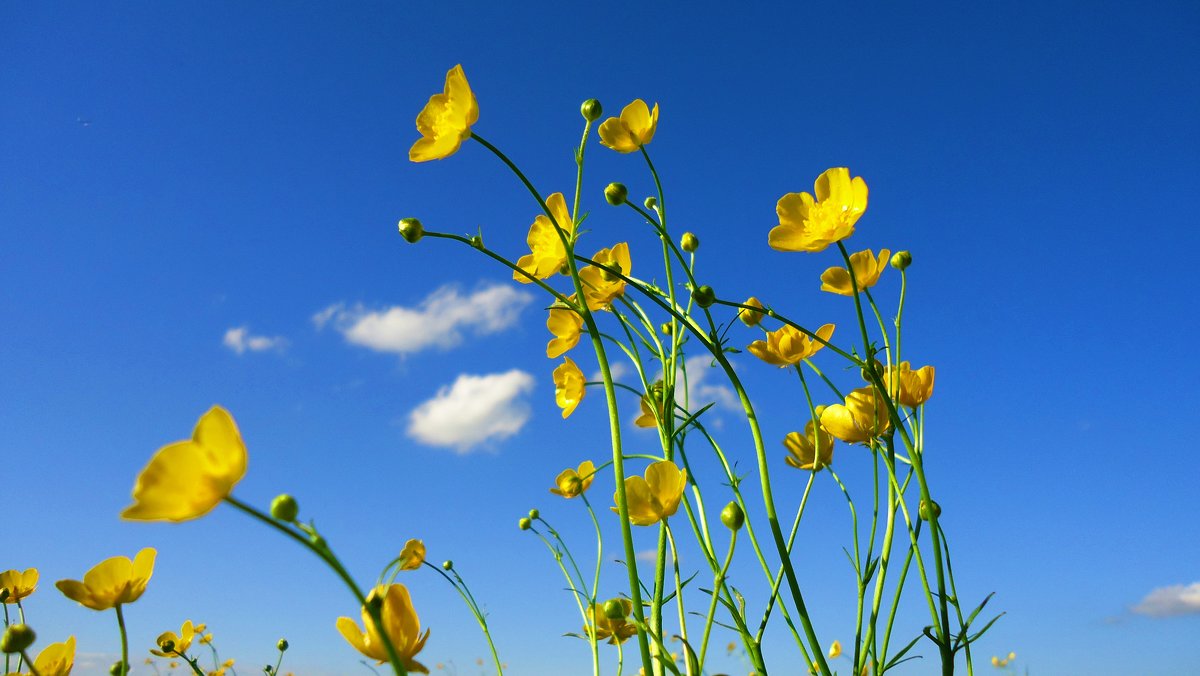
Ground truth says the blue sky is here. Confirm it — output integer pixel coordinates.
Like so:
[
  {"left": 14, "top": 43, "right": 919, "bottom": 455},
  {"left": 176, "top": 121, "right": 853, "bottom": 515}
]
[{"left": 3, "top": 1, "right": 1198, "bottom": 674}]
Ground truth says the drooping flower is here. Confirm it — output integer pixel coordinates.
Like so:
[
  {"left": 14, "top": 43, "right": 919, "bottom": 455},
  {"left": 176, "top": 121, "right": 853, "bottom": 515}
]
[
  {"left": 17, "top": 635, "right": 75, "bottom": 676},
  {"left": 886, "top": 361, "right": 936, "bottom": 408},
  {"left": 514, "top": 193, "right": 575, "bottom": 283},
  {"left": 550, "top": 460, "right": 596, "bottom": 499},
  {"left": 769, "top": 168, "right": 868, "bottom": 253},
  {"left": 150, "top": 620, "right": 196, "bottom": 657},
  {"left": 820, "top": 387, "right": 892, "bottom": 444},
  {"left": 336, "top": 584, "right": 429, "bottom": 673},
  {"left": 598, "top": 100, "right": 659, "bottom": 153},
  {"left": 584, "top": 599, "right": 636, "bottom": 645},
  {"left": 747, "top": 324, "right": 835, "bottom": 367},
  {"left": 398, "top": 540, "right": 426, "bottom": 571},
  {"left": 614, "top": 460, "right": 687, "bottom": 526},
  {"left": 820, "top": 248, "right": 891, "bottom": 295},
  {"left": 783, "top": 420, "right": 834, "bottom": 471},
  {"left": 553, "top": 357, "right": 586, "bottom": 418},
  {"left": 122, "top": 406, "right": 247, "bottom": 522},
  {"left": 0, "top": 568, "right": 38, "bottom": 604},
  {"left": 577, "top": 243, "right": 631, "bottom": 311},
  {"left": 739, "top": 297, "right": 765, "bottom": 326},
  {"left": 56, "top": 548, "right": 156, "bottom": 611},
  {"left": 409, "top": 65, "right": 478, "bottom": 163},
  {"left": 546, "top": 307, "right": 584, "bottom": 358},
  {"left": 829, "top": 640, "right": 843, "bottom": 659},
  {"left": 633, "top": 382, "right": 667, "bottom": 428}
]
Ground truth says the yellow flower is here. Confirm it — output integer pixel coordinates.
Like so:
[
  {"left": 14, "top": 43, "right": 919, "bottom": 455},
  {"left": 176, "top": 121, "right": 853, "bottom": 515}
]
[
  {"left": 747, "top": 324, "right": 835, "bottom": 367},
  {"left": 577, "top": 243, "right": 631, "bottom": 311},
  {"left": 222, "top": 658, "right": 235, "bottom": 667},
  {"left": 0, "top": 568, "right": 38, "bottom": 604},
  {"left": 514, "top": 193, "right": 575, "bottom": 283},
  {"left": 598, "top": 100, "right": 659, "bottom": 153},
  {"left": 553, "top": 357, "right": 585, "bottom": 418},
  {"left": 783, "top": 420, "right": 834, "bottom": 471},
  {"left": 150, "top": 620, "right": 196, "bottom": 657},
  {"left": 546, "top": 307, "right": 584, "bottom": 358},
  {"left": 55, "top": 548, "right": 156, "bottom": 611},
  {"left": 17, "top": 635, "right": 75, "bottom": 676},
  {"left": 769, "top": 168, "right": 868, "bottom": 253},
  {"left": 634, "top": 382, "right": 667, "bottom": 428},
  {"left": 122, "top": 406, "right": 247, "bottom": 522},
  {"left": 820, "top": 387, "right": 891, "bottom": 444},
  {"left": 398, "top": 539, "right": 426, "bottom": 571},
  {"left": 739, "top": 297, "right": 765, "bottom": 326},
  {"left": 886, "top": 361, "right": 936, "bottom": 408},
  {"left": 828, "top": 639, "right": 842, "bottom": 659},
  {"left": 820, "top": 248, "right": 890, "bottom": 295},
  {"left": 614, "top": 460, "right": 687, "bottom": 526},
  {"left": 409, "top": 64, "right": 478, "bottom": 163},
  {"left": 336, "top": 584, "right": 429, "bottom": 673},
  {"left": 584, "top": 599, "right": 636, "bottom": 645},
  {"left": 550, "top": 460, "right": 596, "bottom": 498}
]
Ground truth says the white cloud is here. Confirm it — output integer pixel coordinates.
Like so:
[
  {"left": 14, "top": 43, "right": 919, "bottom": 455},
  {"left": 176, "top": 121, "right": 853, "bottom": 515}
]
[
  {"left": 223, "top": 326, "right": 287, "bottom": 355},
  {"left": 1131, "top": 582, "right": 1200, "bottom": 617},
  {"left": 591, "top": 362, "right": 629, "bottom": 382},
  {"left": 314, "top": 284, "right": 533, "bottom": 355},
  {"left": 407, "top": 370, "right": 535, "bottom": 453},
  {"left": 636, "top": 549, "right": 659, "bottom": 562},
  {"left": 681, "top": 355, "right": 740, "bottom": 411}
]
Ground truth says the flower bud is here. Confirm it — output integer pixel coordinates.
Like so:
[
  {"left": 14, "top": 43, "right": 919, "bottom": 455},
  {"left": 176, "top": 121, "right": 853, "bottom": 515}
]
[
  {"left": 660, "top": 322, "right": 673, "bottom": 335},
  {"left": 265, "top": 667, "right": 275, "bottom": 674},
  {"left": 398, "top": 217, "right": 424, "bottom": 243},
  {"left": 918, "top": 499, "right": 942, "bottom": 521},
  {"left": 602, "top": 599, "right": 626, "bottom": 619},
  {"left": 442, "top": 560, "right": 454, "bottom": 571},
  {"left": 527, "top": 508, "right": 539, "bottom": 520},
  {"left": 644, "top": 196, "right": 657, "bottom": 211},
  {"left": 1, "top": 624, "right": 35, "bottom": 654},
  {"left": 469, "top": 234, "right": 483, "bottom": 249},
  {"left": 739, "top": 297, "right": 764, "bottom": 326},
  {"left": 859, "top": 359, "right": 885, "bottom": 383},
  {"left": 581, "top": 99, "right": 603, "bottom": 122},
  {"left": 692, "top": 285, "right": 715, "bottom": 308},
  {"left": 109, "top": 661, "right": 128, "bottom": 676},
  {"left": 518, "top": 517, "right": 532, "bottom": 530},
  {"left": 277, "top": 639, "right": 289, "bottom": 652},
  {"left": 604, "top": 182, "right": 628, "bottom": 206},
  {"left": 720, "top": 501, "right": 745, "bottom": 531},
  {"left": 159, "top": 639, "right": 176, "bottom": 654},
  {"left": 270, "top": 494, "right": 299, "bottom": 522},
  {"left": 680, "top": 232, "right": 700, "bottom": 253},
  {"left": 890, "top": 251, "right": 912, "bottom": 270}
]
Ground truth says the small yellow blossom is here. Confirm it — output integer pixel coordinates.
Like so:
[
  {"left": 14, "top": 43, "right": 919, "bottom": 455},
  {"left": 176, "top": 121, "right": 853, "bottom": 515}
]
[
  {"left": 151, "top": 620, "right": 196, "bottom": 657},
  {"left": 783, "top": 421, "right": 834, "bottom": 471},
  {"left": 726, "top": 641, "right": 737, "bottom": 654},
  {"left": 398, "top": 539, "right": 426, "bottom": 571},
  {"left": 614, "top": 460, "right": 687, "bottom": 526},
  {"left": 337, "top": 584, "right": 430, "bottom": 672},
  {"left": 598, "top": 100, "right": 659, "bottom": 153},
  {"left": 634, "top": 382, "right": 667, "bottom": 428},
  {"left": 223, "top": 658, "right": 235, "bottom": 667},
  {"left": 56, "top": 548, "right": 156, "bottom": 611},
  {"left": 577, "top": 243, "right": 632, "bottom": 310},
  {"left": 747, "top": 324, "right": 835, "bottom": 367},
  {"left": 546, "top": 307, "right": 584, "bottom": 358},
  {"left": 739, "top": 297, "right": 765, "bottom": 326},
  {"left": 122, "top": 406, "right": 247, "bottom": 522},
  {"left": 886, "top": 361, "right": 936, "bottom": 408},
  {"left": 584, "top": 599, "right": 636, "bottom": 645},
  {"left": 0, "top": 568, "right": 38, "bottom": 604},
  {"left": 409, "top": 65, "right": 478, "bottom": 162},
  {"left": 515, "top": 193, "right": 575, "bottom": 283},
  {"left": 820, "top": 248, "right": 890, "bottom": 295},
  {"left": 820, "top": 387, "right": 891, "bottom": 444},
  {"left": 550, "top": 460, "right": 596, "bottom": 498},
  {"left": 199, "top": 632, "right": 214, "bottom": 645},
  {"left": 553, "top": 357, "right": 586, "bottom": 418},
  {"left": 828, "top": 639, "right": 842, "bottom": 659},
  {"left": 769, "top": 168, "right": 868, "bottom": 253},
  {"left": 18, "top": 635, "right": 75, "bottom": 676}
]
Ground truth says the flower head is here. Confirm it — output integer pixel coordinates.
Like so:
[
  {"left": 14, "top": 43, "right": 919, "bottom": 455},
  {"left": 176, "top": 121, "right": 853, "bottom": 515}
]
[
  {"left": 0, "top": 568, "right": 38, "bottom": 604},
  {"left": 150, "top": 620, "right": 196, "bottom": 657},
  {"left": 122, "top": 406, "right": 247, "bottom": 522},
  {"left": 783, "top": 420, "right": 834, "bottom": 471},
  {"left": 614, "top": 460, "right": 687, "bottom": 526},
  {"left": 828, "top": 640, "right": 843, "bottom": 659},
  {"left": 550, "top": 460, "right": 596, "bottom": 499},
  {"left": 336, "top": 584, "right": 429, "bottom": 673},
  {"left": 633, "top": 382, "right": 667, "bottom": 429},
  {"left": 553, "top": 357, "right": 586, "bottom": 418},
  {"left": 886, "top": 361, "right": 936, "bottom": 408},
  {"left": 398, "top": 539, "right": 426, "bottom": 571},
  {"left": 820, "top": 248, "right": 890, "bottom": 295},
  {"left": 820, "top": 387, "right": 891, "bottom": 444},
  {"left": 598, "top": 100, "right": 659, "bottom": 153},
  {"left": 56, "top": 548, "right": 156, "bottom": 611},
  {"left": 514, "top": 193, "right": 575, "bottom": 283},
  {"left": 739, "top": 297, "right": 765, "bottom": 326},
  {"left": 409, "top": 65, "right": 478, "bottom": 162},
  {"left": 769, "top": 168, "right": 868, "bottom": 253},
  {"left": 747, "top": 324, "right": 835, "bottom": 367},
  {"left": 577, "top": 243, "right": 631, "bottom": 311},
  {"left": 584, "top": 599, "right": 636, "bottom": 645},
  {"left": 546, "top": 307, "right": 583, "bottom": 358},
  {"left": 17, "top": 635, "right": 75, "bottom": 676}
]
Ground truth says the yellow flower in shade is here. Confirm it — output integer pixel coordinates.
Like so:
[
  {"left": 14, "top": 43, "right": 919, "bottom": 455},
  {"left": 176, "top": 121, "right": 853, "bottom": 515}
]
[
  {"left": 336, "top": 584, "right": 430, "bottom": 673},
  {"left": 0, "top": 568, "right": 38, "bottom": 604},
  {"left": 514, "top": 193, "right": 575, "bottom": 283},
  {"left": 409, "top": 65, "right": 478, "bottom": 163},
  {"left": 783, "top": 420, "right": 834, "bottom": 471},
  {"left": 398, "top": 539, "right": 426, "bottom": 571},
  {"left": 577, "top": 243, "right": 631, "bottom": 311},
  {"left": 739, "top": 296, "right": 765, "bottom": 326},
  {"left": 886, "top": 361, "right": 936, "bottom": 408},
  {"left": 820, "top": 387, "right": 892, "bottom": 444},
  {"left": 634, "top": 382, "right": 667, "bottom": 428},
  {"left": 546, "top": 307, "right": 584, "bottom": 358},
  {"left": 150, "top": 620, "right": 195, "bottom": 657},
  {"left": 598, "top": 100, "right": 659, "bottom": 153},
  {"left": 55, "top": 548, "right": 156, "bottom": 611},
  {"left": 122, "top": 406, "right": 247, "bottom": 522},
  {"left": 769, "top": 168, "right": 869, "bottom": 253},
  {"left": 747, "top": 324, "right": 835, "bottom": 367},
  {"left": 820, "top": 248, "right": 891, "bottom": 296},
  {"left": 614, "top": 460, "right": 688, "bottom": 526},
  {"left": 550, "top": 460, "right": 596, "bottom": 498},
  {"left": 553, "top": 357, "right": 585, "bottom": 418},
  {"left": 584, "top": 599, "right": 636, "bottom": 645},
  {"left": 828, "top": 639, "right": 843, "bottom": 659},
  {"left": 16, "top": 635, "right": 75, "bottom": 676}
]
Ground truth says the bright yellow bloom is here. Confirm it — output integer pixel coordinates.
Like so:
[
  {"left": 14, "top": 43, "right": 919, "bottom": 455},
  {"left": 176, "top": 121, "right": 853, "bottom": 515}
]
[
  {"left": 222, "top": 659, "right": 235, "bottom": 667},
  {"left": 409, "top": 65, "right": 478, "bottom": 163},
  {"left": 828, "top": 639, "right": 843, "bottom": 659},
  {"left": 398, "top": 539, "right": 426, "bottom": 571},
  {"left": 122, "top": 406, "right": 247, "bottom": 522},
  {"left": 634, "top": 382, "right": 667, "bottom": 428},
  {"left": 0, "top": 568, "right": 38, "bottom": 604},
  {"left": 13, "top": 635, "right": 75, "bottom": 676},
  {"left": 886, "top": 361, "right": 936, "bottom": 408},
  {"left": 514, "top": 193, "right": 575, "bottom": 283},
  {"left": 747, "top": 324, "right": 835, "bottom": 367},
  {"left": 55, "top": 548, "right": 156, "bottom": 611},
  {"left": 769, "top": 168, "right": 868, "bottom": 253},
  {"left": 739, "top": 297, "right": 765, "bottom": 326},
  {"left": 151, "top": 620, "right": 196, "bottom": 657},
  {"left": 820, "top": 387, "right": 891, "bottom": 444},
  {"left": 546, "top": 307, "right": 583, "bottom": 358},
  {"left": 614, "top": 460, "right": 687, "bottom": 526},
  {"left": 577, "top": 243, "right": 631, "bottom": 311},
  {"left": 336, "top": 584, "right": 429, "bottom": 673},
  {"left": 584, "top": 599, "right": 636, "bottom": 645},
  {"left": 598, "top": 100, "right": 659, "bottom": 153},
  {"left": 550, "top": 460, "right": 595, "bottom": 498},
  {"left": 553, "top": 357, "right": 585, "bottom": 418},
  {"left": 783, "top": 421, "right": 834, "bottom": 471},
  {"left": 820, "top": 248, "right": 890, "bottom": 295}
]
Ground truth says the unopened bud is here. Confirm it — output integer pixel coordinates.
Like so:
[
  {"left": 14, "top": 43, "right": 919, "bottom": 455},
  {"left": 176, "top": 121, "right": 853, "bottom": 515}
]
[
  {"left": 442, "top": 560, "right": 454, "bottom": 571},
  {"left": 1, "top": 624, "right": 35, "bottom": 654},
  {"left": 918, "top": 499, "right": 942, "bottom": 521},
  {"left": 739, "top": 297, "right": 764, "bottom": 326},
  {"left": 604, "top": 182, "right": 628, "bottom": 206},
  {"left": 398, "top": 218, "right": 424, "bottom": 243},
  {"left": 270, "top": 494, "right": 299, "bottom": 522},
  {"left": 660, "top": 322, "right": 673, "bottom": 335},
  {"left": 277, "top": 639, "right": 289, "bottom": 652},
  {"left": 860, "top": 359, "right": 885, "bottom": 383},
  {"left": 518, "top": 517, "right": 532, "bottom": 530},
  {"left": 527, "top": 508, "right": 539, "bottom": 520},
  {"left": 581, "top": 99, "right": 603, "bottom": 122},
  {"left": 109, "top": 661, "right": 128, "bottom": 676},
  {"left": 469, "top": 234, "right": 483, "bottom": 249},
  {"left": 890, "top": 251, "right": 912, "bottom": 270},
  {"left": 692, "top": 285, "right": 715, "bottom": 308},
  {"left": 644, "top": 196, "right": 657, "bottom": 211},
  {"left": 680, "top": 232, "right": 699, "bottom": 253},
  {"left": 720, "top": 502, "right": 745, "bottom": 531},
  {"left": 602, "top": 599, "right": 626, "bottom": 619}
]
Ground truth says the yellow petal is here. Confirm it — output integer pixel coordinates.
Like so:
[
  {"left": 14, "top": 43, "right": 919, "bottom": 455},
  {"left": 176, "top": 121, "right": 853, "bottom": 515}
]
[
  {"left": 598, "top": 118, "right": 638, "bottom": 153},
  {"left": 820, "top": 266, "right": 854, "bottom": 295},
  {"left": 644, "top": 461, "right": 686, "bottom": 520}
]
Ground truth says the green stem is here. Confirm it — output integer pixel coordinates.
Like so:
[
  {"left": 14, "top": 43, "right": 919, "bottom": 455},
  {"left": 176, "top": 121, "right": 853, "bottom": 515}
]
[
  {"left": 428, "top": 563, "right": 504, "bottom": 676},
  {"left": 698, "top": 529, "right": 736, "bottom": 666},
  {"left": 115, "top": 604, "right": 129, "bottom": 676},
  {"left": 664, "top": 523, "right": 692, "bottom": 676},
  {"left": 17, "top": 651, "right": 42, "bottom": 676}
]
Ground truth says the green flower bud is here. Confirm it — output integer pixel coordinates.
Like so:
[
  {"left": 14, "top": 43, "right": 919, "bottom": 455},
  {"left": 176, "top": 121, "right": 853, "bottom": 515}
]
[
  {"left": 720, "top": 501, "right": 745, "bottom": 531},
  {"left": 602, "top": 599, "right": 626, "bottom": 619},
  {"left": 528, "top": 508, "right": 539, "bottom": 520},
  {"left": 442, "top": 560, "right": 454, "bottom": 571},
  {"left": 518, "top": 517, "right": 532, "bottom": 530},
  {"left": 398, "top": 217, "right": 424, "bottom": 243},
  {"left": 890, "top": 250, "right": 912, "bottom": 270},
  {"left": 680, "top": 232, "right": 700, "bottom": 253},
  {"left": 859, "top": 359, "right": 885, "bottom": 383},
  {"left": 604, "top": 182, "right": 628, "bottom": 206},
  {"left": 581, "top": 99, "right": 603, "bottom": 122},
  {"left": 1, "top": 624, "right": 35, "bottom": 654},
  {"left": 109, "top": 661, "right": 127, "bottom": 676},
  {"left": 264, "top": 667, "right": 274, "bottom": 675},
  {"left": 918, "top": 499, "right": 942, "bottom": 521},
  {"left": 270, "top": 494, "right": 299, "bottom": 522},
  {"left": 277, "top": 639, "right": 289, "bottom": 652},
  {"left": 469, "top": 234, "right": 483, "bottom": 249},
  {"left": 692, "top": 285, "right": 716, "bottom": 308},
  {"left": 644, "top": 196, "right": 657, "bottom": 211}
]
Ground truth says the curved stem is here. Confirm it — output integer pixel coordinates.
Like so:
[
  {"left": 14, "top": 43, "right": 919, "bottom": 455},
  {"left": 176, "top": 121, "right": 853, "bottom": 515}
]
[{"left": 115, "top": 604, "right": 129, "bottom": 676}]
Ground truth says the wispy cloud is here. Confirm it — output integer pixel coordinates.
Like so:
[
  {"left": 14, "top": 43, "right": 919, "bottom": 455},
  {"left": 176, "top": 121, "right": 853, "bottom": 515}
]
[
  {"left": 636, "top": 549, "right": 658, "bottom": 562},
  {"left": 407, "top": 370, "right": 535, "bottom": 453},
  {"left": 314, "top": 284, "right": 533, "bottom": 355},
  {"left": 1131, "top": 582, "right": 1200, "bottom": 617},
  {"left": 591, "top": 362, "right": 630, "bottom": 382},
  {"left": 223, "top": 326, "right": 287, "bottom": 355}
]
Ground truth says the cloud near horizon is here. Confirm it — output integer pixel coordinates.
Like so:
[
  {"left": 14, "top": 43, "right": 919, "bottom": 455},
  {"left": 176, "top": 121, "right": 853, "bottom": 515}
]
[
  {"left": 407, "top": 369, "right": 535, "bottom": 453},
  {"left": 223, "top": 326, "right": 287, "bottom": 354},
  {"left": 1131, "top": 582, "right": 1200, "bottom": 617}
]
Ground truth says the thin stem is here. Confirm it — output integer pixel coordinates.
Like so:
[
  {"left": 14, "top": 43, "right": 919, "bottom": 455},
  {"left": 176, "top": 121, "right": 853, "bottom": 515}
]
[
  {"left": 698, "top": 529, "right": 736, "bottom": 666},
  {"left": 115, "top": 604, "right": 129, "bottom": 676}
]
